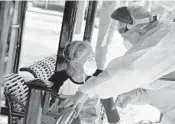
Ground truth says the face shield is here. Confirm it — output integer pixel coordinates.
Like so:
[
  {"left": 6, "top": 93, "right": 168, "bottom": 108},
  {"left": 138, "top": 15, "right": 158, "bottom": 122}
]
[
  {"left": 117, "top": 17, "right": 150, "bottom": 35},
  {"left": 117, "top": 22, "right": 129, "bottom": 34},
  {"left": 112, "top": 6, "right": 153, "bottom": 45},
  {"left": 117, "top": 17, "right": 151, "bottom": 45}
]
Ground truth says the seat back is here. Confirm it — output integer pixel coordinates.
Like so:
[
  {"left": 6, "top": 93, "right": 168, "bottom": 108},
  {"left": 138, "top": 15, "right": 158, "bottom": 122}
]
[
  {"left": 4, "top": 73, "right": 28, "bottom": 113},
  {"left": 20, "top": 54, "right": 56, "bottom": 81}
]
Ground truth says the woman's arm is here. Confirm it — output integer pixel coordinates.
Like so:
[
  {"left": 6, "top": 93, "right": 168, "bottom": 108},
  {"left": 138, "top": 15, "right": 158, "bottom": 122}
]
[{"left": 49, "top": 71, "right": 69, "bottom": 93}]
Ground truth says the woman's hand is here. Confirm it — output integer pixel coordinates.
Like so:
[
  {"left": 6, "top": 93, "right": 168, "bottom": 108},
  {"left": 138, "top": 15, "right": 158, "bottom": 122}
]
[
  {"left": 57, "top": 91, "right": 89, "bottom": 118},
  {"left": 58, "top": 91, "right": 89, "bottom": 109}
]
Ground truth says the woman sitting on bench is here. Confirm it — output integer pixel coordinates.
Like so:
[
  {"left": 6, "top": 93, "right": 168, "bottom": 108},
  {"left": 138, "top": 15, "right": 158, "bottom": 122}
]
[{"left": 49, "top": 41, "right": 120, "bottom": 124}]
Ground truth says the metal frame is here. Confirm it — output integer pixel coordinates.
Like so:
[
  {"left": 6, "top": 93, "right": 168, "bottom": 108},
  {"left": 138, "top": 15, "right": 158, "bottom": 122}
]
[
  {"left": 55, "top": 1, "right": 78, "bottom": 72},
  {"left": 83, "top": 1, "right": 97, "bottom": 42},
  {"left": 0, "top": 1, "right": 15, "bottom": 113},
  {"left": 13, "top": 1, "right": 27, "bottom": 73}
]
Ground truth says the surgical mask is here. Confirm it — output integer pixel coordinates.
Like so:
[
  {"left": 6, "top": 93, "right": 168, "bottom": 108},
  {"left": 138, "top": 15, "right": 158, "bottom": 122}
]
[
  {"left": 70, "top": 56, "right": 97, "bottom": 84},
  {"left": 81, "top": 57, "right": 97, "bottom": 85},
  {"left": 83, "top": 57, "right": 97, "bottom": 76},
  {"left": 123, "top": 38, "right": 133, "bottom": 49},
  {"left": 122, "top": 30, "right": 141, "bottom": 45},
  {"left": 72, "top": 55, "right": 97, "bottom": 76}
]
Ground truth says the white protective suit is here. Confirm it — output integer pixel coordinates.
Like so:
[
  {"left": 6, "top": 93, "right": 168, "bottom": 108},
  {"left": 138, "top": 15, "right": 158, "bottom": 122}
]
[
  {"left": 79, "top": 21, "right": 175, "bottom": 99},
  {"left": 146, "top": 84, "right": 175, "bottom": 123},
  {"left": 125, "top": 83, "right": 175, "bottom": 123}
]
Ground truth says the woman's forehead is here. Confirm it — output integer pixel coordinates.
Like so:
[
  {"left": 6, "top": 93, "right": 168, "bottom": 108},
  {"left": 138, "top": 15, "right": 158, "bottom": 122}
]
[
  {"left": 77, "top": 47, "right": 94, "bottom": 61},
  {"left": 80, "top": 47, "right": 94, "bottom": 58}
]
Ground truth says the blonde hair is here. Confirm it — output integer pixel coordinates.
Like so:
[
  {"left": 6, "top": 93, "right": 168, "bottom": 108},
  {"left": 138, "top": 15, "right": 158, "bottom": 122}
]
[{"left": 64, "top": 41, "right": 93, "bottom": 61}]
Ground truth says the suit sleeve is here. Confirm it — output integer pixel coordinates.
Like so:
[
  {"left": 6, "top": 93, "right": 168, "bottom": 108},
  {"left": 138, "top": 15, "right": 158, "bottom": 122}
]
[{"left": 79, "top": 30, "right": 175, "bottom": 99}]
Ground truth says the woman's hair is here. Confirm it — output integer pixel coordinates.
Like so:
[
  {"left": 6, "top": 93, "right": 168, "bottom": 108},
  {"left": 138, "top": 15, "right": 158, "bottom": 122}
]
[{"left": 64, "top": 41, "right": 93, "bottom": 61}]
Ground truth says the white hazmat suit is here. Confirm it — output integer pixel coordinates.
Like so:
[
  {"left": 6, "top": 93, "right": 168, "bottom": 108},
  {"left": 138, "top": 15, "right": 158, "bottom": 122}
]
[{"left": 79, "top": 21, "right": 175, "bottom": 98}]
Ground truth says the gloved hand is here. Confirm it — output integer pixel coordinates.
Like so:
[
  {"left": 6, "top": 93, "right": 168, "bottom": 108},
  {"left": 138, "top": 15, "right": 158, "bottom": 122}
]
[
  {"left": 93, "top": 69, "right": 103, "bottom": 76},
  {"left": 112, "top": 88, "right": 147, "bottom": 109}
]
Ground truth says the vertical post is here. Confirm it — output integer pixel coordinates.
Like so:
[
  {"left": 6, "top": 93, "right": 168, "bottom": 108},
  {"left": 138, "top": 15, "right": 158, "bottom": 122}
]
[
  {"left": 55, "top": 1, "right": 78, "bottom": 72},
  {"left": 13, "top": 1, "right": 27, "bottom": 73},
  {"left": 147, "top": 0, "right": 152, "bottom": 12},
  {"left": 0, "top": 1, "right": 14, "bottom": 112},
  {"left": 6, "top": 1, "right": 18, "bottom": 74},
  {"left": 125, "top": 0, "right": 129, "bottom": 6},
  {"left": 6, "top": 1, "right": 27, "bottom": 74},
  {"left": 95, "top": 1, "right": 117, "bottom": 70},
  {"left": 75, "top": 1, "right": 86, "bottom": 34},
  {"left": 24, "top": 89, "right": 43, "bottom": 124},
  {"left": 83, "top": 1, "right": 97, "bottom": 42},
  {"left": 45, "top": 0, "right": 48, "bottom": 9}
]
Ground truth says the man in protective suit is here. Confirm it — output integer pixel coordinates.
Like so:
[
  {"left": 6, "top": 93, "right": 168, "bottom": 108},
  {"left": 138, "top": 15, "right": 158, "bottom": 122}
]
[
  {"left": 110, "top": 6, "right": 175, "bottom": 124},
  {"left": 58, "top": 6, "right": 175, "bottom": 124}
]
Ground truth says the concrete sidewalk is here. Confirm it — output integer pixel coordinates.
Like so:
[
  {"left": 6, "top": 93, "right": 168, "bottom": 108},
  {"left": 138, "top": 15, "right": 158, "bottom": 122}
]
[
  {"left": 0, "top": 115, "right": 7, "bottom": 124},
  {"left": 27, "top": 6, "right": 63, "bottom": 17}
]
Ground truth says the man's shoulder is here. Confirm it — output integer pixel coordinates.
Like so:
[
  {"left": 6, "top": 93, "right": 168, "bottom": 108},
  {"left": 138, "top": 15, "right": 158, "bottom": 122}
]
[
  {"left": 161, "top": 21, "right": 175, "bottom": 35},
  {"left": 159, "top": 21, "right": 175, "bottom": 29}
]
